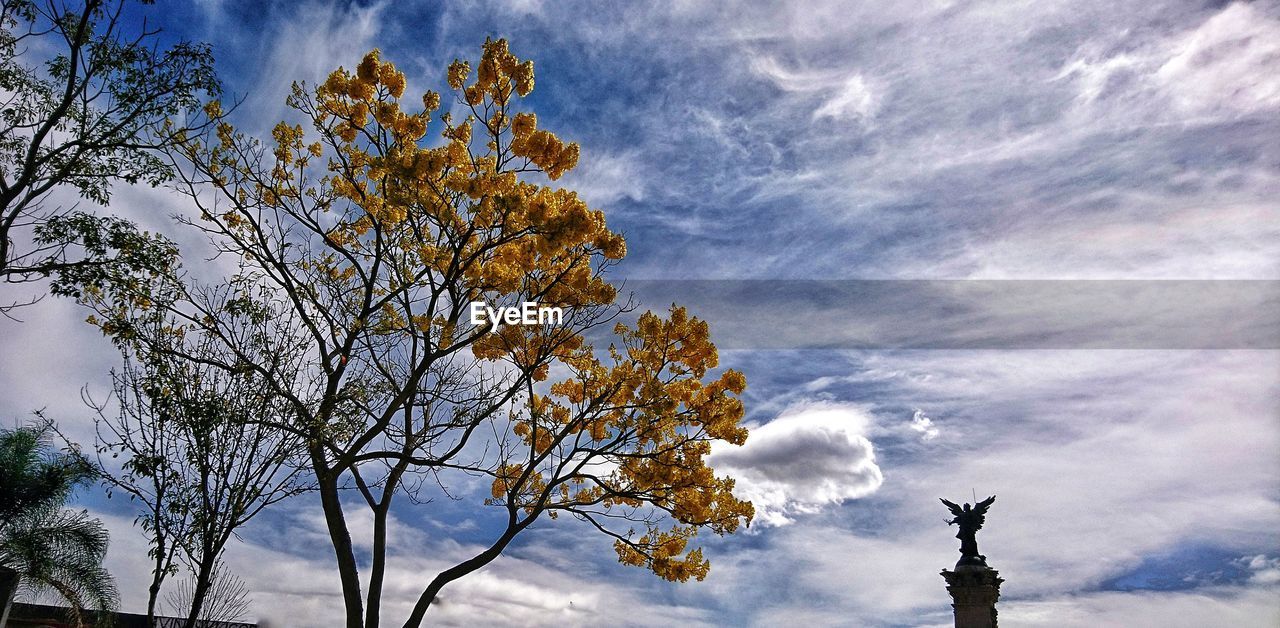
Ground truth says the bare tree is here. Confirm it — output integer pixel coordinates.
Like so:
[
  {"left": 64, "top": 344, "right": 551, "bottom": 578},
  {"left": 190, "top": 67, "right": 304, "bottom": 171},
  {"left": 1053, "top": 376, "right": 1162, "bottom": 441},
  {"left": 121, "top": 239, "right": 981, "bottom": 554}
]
[
  {"left": 164, "top": 561, "right": 252, "bottom": 626},
  {"left": 86, "top": 312, "right": 309, "bottom": 627}
]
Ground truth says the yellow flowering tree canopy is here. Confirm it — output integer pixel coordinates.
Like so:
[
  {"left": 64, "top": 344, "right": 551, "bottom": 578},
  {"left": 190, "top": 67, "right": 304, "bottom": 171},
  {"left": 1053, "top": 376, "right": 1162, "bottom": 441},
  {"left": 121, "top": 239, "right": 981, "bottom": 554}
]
[{"left": 80, "top": 38, "right": 752, "bottom": 626}]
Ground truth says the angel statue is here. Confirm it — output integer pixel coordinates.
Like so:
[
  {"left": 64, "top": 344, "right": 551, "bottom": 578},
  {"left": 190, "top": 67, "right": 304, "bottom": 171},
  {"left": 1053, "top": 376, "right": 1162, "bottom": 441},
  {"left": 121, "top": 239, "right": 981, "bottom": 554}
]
[{"left": 940, "top": 495, "right": 996, "bottom": 567}]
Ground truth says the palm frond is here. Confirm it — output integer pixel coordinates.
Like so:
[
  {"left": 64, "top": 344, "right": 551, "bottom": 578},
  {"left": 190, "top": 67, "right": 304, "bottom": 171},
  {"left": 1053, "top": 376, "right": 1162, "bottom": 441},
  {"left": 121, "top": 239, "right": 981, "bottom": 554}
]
[{"left": 1, "top": 422, "right": 118, "bottom": 622}]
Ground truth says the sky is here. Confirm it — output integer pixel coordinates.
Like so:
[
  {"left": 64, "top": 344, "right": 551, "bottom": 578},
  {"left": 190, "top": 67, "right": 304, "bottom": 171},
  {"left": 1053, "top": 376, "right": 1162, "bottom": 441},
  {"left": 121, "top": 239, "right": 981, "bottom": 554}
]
[{"left": 2, "top": 0, "right": 1279, "bottom": 626}]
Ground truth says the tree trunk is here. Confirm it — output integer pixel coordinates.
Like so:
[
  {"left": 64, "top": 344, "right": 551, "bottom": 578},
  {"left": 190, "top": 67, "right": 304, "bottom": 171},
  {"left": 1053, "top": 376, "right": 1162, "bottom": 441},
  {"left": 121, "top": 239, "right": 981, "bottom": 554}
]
[
  {"left": 317, "top": 470, "right": 365, "bottom": 628},
  {"left": 364, "top": 503, "right": 389, "bottom": 628},
  {"left": 182, "top": 552, "right": 218, "bottom": 628},
  {"left": 0, "top": 567, "right": 20, "bottom": 627},
  {"left": 146, "top": 576, "right": 161, "bottom": 627},
  {"left": 146, "top": 532, "right": 168, "bottom": 627},
  {"left": 402, "top": 524, "right": 521, "bottom": 628}
]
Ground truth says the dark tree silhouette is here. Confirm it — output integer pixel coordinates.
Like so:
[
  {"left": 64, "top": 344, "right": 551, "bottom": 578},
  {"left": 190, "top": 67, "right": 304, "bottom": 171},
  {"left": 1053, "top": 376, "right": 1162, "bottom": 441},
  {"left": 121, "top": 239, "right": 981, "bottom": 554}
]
[{"left": 0, "top": 0, "right": 216, "bottom": 312}]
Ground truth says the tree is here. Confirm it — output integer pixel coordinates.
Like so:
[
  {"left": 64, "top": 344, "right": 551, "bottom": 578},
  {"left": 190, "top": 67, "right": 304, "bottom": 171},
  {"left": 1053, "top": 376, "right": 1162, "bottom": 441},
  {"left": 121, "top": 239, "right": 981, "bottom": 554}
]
[
  {"left": 83, "top": 38, "right": 753, "bottom": 627},
  {"left": 84, "top": 317, "right": 308, "bottom": 627},
  {"left": 0, "top": 418, "right": 118, "bottom": 625},
  {"left": 163, "top": 561, "right": 252, "bottom": 626},
  {"left": 0, "top": 0, "right": 216, "bottom": 311}
]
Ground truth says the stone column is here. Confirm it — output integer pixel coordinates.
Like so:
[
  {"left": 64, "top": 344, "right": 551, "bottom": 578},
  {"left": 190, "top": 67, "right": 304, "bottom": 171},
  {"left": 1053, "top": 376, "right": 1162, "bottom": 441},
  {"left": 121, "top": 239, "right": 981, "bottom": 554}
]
[{"left": 940, "top": 564, "right": 1003, "bottom": 628}]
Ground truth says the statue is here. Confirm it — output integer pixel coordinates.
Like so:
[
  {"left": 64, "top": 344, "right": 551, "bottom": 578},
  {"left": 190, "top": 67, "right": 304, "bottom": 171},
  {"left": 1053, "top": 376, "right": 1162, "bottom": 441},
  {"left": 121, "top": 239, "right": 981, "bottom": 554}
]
[{"left": 941, "top": 495, "right": 996, "bottom": 567}]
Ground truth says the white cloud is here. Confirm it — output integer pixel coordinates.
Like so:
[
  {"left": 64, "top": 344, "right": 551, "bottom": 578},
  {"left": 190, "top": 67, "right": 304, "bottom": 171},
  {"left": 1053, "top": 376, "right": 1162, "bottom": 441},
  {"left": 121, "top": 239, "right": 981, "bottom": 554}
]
[
  {"left": 1053, "top": 52, "right": 1141, "bottom": 106},
  {"left": 559, "top": 149, "right": 647, "bottom": 207},
  {"left": 839, "top": 350, "right": 1280, "bottom": 594},
  {"left": 709, "top": 402, "right": 883, "bottom": 527},
  {"left": 1052, "top": 2, "right": 1280, "bottom": 119},
  {"left": 909, "top": 409, "right": 939, "bottom": 441},
  {"left": 94, "top": 505, "right": 713, "bottom": 627},
  {"left": 679, "top": 348, "right": 1280, "bottom": 623},
  {"left": 748, "top": 55, "right": 844, "bottom": 93},
  {"left": 1001, "top": 586, "right": 1280, "bottom": 628},
  {"left": 238, "top": 1, "right": 387, "bottom": 131},
  {"left": 747, "top": 53, "right": 877, "bottom": 121},
  {"left": 1238, "top": 554, "right": 1280, "bottom": 586},
  {"left": 813, "top": 74, "right": 877, "bottom": 121},
  {"left": 930, "top": 203, "right": 1280, "bottom": 279},
  {"left": 1154, "top": 3, "right": 1280, "bottom": 116}
]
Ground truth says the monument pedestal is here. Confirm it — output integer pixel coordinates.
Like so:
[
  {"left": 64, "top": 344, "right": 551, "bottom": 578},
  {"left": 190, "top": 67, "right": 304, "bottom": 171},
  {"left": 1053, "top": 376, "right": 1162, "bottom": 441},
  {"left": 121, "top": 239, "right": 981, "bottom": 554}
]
[{"left": 940, "top": 564, "right": 1003, "bottom": 628}]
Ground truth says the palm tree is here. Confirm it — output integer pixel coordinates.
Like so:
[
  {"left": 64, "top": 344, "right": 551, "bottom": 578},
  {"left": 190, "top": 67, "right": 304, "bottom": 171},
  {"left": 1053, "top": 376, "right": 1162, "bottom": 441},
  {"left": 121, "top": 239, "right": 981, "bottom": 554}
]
[{"left": 0, "top": 419, "right": 118, "bottom": 625}]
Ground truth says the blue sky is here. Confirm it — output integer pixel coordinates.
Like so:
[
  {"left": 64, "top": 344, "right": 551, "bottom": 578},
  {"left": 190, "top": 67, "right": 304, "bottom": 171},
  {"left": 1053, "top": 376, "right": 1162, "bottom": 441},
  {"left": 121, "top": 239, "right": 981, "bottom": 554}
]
[{"left": 2, "top": 0, "right": 1279, "bottom": 625}]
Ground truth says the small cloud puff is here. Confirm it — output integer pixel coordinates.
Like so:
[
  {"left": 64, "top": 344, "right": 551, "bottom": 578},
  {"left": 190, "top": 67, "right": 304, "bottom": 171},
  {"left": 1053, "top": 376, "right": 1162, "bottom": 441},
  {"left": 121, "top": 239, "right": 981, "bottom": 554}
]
[
  {"left": 1235, "top": 554, "right": 1280, "bottom": 585},
  {"left": 909, "top": 409, "right": 940, "bottom": 441},
  {"left": 709, "top": 402, "right": 883, "bottom": 527},
  {"left": 813, "top": 74, "right": 877, "bottom": 121}
]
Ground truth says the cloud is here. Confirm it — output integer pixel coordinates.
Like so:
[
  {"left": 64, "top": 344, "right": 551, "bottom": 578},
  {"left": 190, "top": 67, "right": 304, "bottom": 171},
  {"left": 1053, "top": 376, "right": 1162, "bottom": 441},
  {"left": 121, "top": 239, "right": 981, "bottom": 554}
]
[
  {"left": 813, "top": 74, "right": 877, "bottom": 121},
  {"left": 559, "top": 149, "right": 647, "bottom": 207},
  {"left": 1238, "top": 554, "right": 1280, "bottom": 586},
  {"left": 1154, "top": 3, "right": 1280, "bottom": 116},
  {"left": 909, "top": 409, "right": 939, "bottom": 441},
  {"left": 1000, "top": 585, "right": 1280, "bottom": 628},
  {"left": 92, "top": 504, "right": 714, "bottom": 627},
  {"left": 747, "top": 54, "right": 878, "bottom": 121},
  {"left": 1050, "top": 3, "right": 1280, "bottom": 123},
  {"left": 748, "top": 54, "right": 846, "bottom": 93},
  {"left": 829, "top": 350, "right": 1280, "bottom": 595},
  {"left": 931, "top": 203, "right": 1280, "bottom": 279},
  {"left": 675, "top": 347, "right": 1280, "bottom": 623},
  {"left": 235, "top": 1, "right": 388, "bottom": 131},
  {"left": 709, "top": 402, "right": 883, "bottom": 527},
  {"left": 3, "top": 1, "right": 1278, "bottom": 625}
]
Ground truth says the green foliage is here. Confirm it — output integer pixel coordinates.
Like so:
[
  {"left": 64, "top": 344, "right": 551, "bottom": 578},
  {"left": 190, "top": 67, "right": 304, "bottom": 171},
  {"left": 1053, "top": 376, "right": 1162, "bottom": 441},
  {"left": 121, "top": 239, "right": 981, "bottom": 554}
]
[
  {"left": 87, "top": 322, "right": 309, "bottom": 625},
  {"left": 0, "top": 0, "right": 216, "bottom": 302},
  {"left": 35, "top": 210, "right": 180, "bottom": 298},
  {"left": 0, "top": 419, "right": 118, "bottom": 622},
  {"left": 0, "top": 416, "right": 92, "bottom": 521}
]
